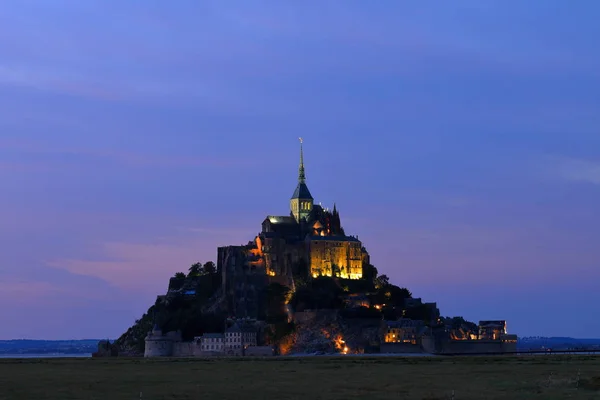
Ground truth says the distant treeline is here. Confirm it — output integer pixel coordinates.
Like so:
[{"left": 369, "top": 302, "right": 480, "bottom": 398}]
[
  {"left": 0, "top": 340, "right": 102, "bottom": 354},
  {"left": 518, "top": 337, "right": 600, "bottom": 350}
]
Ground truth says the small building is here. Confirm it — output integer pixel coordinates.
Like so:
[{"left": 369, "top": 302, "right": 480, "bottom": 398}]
[
  {"left": 383, "top": 319, "right": 425, "bottom": 344},
  {"left": 224, "top": 320, "right": 258, "bottom": 355},
  {"left": 478, "top": 320, "right": 507, "bottom": 340},
  {"left": 201, "top": 333, "right": 225, "bottom": 352},
  {"left": 224, "top": 324, "right": 242, "bottom": 355}
]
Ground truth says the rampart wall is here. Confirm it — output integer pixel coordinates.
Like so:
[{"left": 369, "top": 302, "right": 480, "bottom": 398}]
[
  {"left": 144, "top": 339, "right": 174, "bottom": 357},
  {"left": 245, "top": 346, "right": 275, "bottom": 357},
  {"left": 438, "top": 340, "right": 516, "bottom": 354},
  {"left": 172, "top": 342, "right": 200, "bottom": 357},
  {"left": 380, "top": 343, "right": 424, "bottom": 354}
]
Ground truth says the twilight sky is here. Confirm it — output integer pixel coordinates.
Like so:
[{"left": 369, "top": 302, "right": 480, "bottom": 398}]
[{"left": 1, "top": 1, "right": 599, "bottom": 339}]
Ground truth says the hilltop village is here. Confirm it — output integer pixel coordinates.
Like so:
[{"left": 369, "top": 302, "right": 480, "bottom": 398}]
[{"left": 114, "top": 140, "right": 517, "bottom": 357}]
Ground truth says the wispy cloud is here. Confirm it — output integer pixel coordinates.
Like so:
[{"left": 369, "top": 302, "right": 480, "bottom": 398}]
[
  {"left": 46, "top": 227, "right": 254, "bottom": 291},
  {"left": 0, "top": 64, "right": 127, "bottom": 101},
  {"left": 0, "top": 138, "right": 255, "bottom": 169},
  {"left": 0, "top": 277, "right": 114, "bottom": 303},
  {"left": 551, "top": 156, "right": 600, "bottom": 185}
]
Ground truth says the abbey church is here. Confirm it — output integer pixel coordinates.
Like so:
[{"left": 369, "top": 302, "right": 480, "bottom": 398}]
[{"left": 217, "top": 139, "right": 370, "bottom": 310}]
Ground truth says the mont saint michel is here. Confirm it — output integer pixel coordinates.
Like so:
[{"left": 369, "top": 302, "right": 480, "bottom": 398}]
[
  {"left": 3, "top": 3, "right": 598, "bottom": 398},
  {"left": 110, "top": 140, "right": 517, "bottom": 358}
]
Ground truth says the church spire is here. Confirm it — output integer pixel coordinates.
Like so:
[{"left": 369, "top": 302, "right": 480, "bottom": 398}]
[
  {"left": 298, "top": 137, "right": 306, "bottom": 183},
  {"left": 291, "top": 137, "right": 313, "bottom": 222}
]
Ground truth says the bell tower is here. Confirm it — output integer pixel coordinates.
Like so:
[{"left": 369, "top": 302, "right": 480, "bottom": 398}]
[{"left": 290, "top": 138, "right": 313, "bottom": 222}]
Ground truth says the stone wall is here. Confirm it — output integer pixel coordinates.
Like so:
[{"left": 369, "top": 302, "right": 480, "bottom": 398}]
[
  {"left": 146, "top": 339, "right": 273, "bottom": 358},
  {"left": 218, "top": 245, "right": 270, "bottom": 318},
  {"left": 172, "top": 341, "right": 200, "bottom": 357},
  {"left": 262, "top": 236, "right": 303, "bottom": 282},
  {"left": 245, "top": 346, "right": 275, "bottom": 357},
  {"left": 380, "top": 343, "right": 424, "bottom": 354},
  {"left": 307, "top": 238, "right": 362, "bottom": 279},
  {"left": 438, "top": 340, "right": 516, "bottom": 354},
  {"left": 144, "top": 339, "right": 174, "bottom": 357},
  {"left": 421, "top": 336, "right": 436, "bottom": 354}
]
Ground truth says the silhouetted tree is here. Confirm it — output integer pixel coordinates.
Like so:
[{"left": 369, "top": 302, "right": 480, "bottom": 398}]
[
  {"left": 293, "top": 259, "right": 309, "bottom": 283},
  {"left": 332, "top": 264, "right": 341, "bottom": 278},
  {"left": 169, "top": 272, "right": 187, "bottom": 290},
  {"left": 188, "top": 262, "right": 202, "bottom": 277},
  {"left": 362, "top": 263, "right": 378, "bottom": 283},
  {"left": 290, "top": 276, "right": 345, "bottom": 311},
  {"left": 203, "top": 261, "right": 216, "bottom": 274},
  {"left": 375, "top": 274, "right": 389, "bottom": 288},
  {"left": 264, "top": 283, "right": 290, "bottom": 323}
]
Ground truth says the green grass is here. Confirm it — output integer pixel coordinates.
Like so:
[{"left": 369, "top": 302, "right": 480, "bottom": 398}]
[{"left": 1, "top": 355, "right": 599, "bottom": 399}]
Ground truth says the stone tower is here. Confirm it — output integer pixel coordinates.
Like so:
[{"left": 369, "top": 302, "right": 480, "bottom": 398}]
[{"left": 290, "top": 138, "right": 313, "bottom": 222}]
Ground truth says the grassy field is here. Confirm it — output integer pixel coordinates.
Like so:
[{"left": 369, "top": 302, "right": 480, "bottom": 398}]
[{"left": 1, "top": 355, "right": 599, "bottom": 400}]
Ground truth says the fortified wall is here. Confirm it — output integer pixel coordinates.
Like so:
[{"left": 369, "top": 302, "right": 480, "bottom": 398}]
[
  {"left": 437, "top": 337, "right": 517, "bottom": 354},
  {"left": 144, "top": 327, "right": 183, "bottom": 357},
  {"left": 380, "top": 343, "right": 425, "bottom": 354}
]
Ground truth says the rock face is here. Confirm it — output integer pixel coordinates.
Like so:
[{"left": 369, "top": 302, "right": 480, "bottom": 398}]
[
  {"left": 218, "top": 245, "right": 270, "bottom": 319},
  {"left": 115, "top": 306, "right": 156, "bottom": 356},
  {"left": 92, "top": 340, "right": 118, "bottom": 357},
  {"left": 289, "top": 310, "right": 382, "bottom": 355}
]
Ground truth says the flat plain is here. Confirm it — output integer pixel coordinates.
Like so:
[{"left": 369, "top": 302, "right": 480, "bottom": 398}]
[{"left": 1, "top": 355, "right": 599, "bottom": 400}]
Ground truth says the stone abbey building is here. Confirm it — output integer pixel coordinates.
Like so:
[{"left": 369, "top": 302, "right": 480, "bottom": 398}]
[{"left": 217, "top": 140, "right": 370, "bottom": 309}]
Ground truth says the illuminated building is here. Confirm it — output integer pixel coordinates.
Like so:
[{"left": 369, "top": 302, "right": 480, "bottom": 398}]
[
  {"left": 383, "top": 319, "right": 425, "bottom": 344},
  {"left": 261, "top": 138, "right": 369, "bottom": 280},
  {"left": 219, "top": 138, "right": 369, "bottom": 289},
  {"left": 478, "top": 320, "right": 508, "bottom": 340}
]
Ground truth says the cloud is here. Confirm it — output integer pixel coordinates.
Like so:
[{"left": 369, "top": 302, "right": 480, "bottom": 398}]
[
  {"left": 46, "top": 226, "right": 255, "bottom": 291},
  {"left": 2, "top": 1, "right": 596, "bottom": 114},
  {"left": 0, "top": 280, "right": 62, "bottom": 298},
  {"left": 551, "top": 157, "right": 600, "bottom": 185},
  {"left": 0, "top": 137, "right": 255, "bottom": 170}
]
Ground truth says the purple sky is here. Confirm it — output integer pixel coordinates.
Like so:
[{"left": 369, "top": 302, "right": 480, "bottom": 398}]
[{"left": 1, "top": 1, "right": 599, "bottom": 339}]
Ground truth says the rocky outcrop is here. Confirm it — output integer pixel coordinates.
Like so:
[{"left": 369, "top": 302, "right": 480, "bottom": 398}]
[
  {"left": 218, "top": 245, "right": 270, "bottom": 318},
  {"left": 114, "top": 306, "right": 156, "bottom": 356},
  {"left": 288, "top": 310, "right": 382, "bottom": 355}
]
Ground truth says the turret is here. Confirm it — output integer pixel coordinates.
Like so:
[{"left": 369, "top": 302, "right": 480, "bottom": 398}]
[{"left": 331, "top": 203, "right": 342, "bottom": 235}]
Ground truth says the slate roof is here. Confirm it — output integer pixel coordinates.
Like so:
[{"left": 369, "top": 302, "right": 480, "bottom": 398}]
[
  {"left": 291, "top": 182, "right": 313, "bottom": 200},
  {"left": 226, "top": 324, "right": 241, "bottom": 333},
  {"left": 203, "top": 333, "right": 224, "bottom": 339}
]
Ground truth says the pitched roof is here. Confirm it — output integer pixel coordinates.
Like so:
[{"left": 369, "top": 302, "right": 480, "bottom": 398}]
[
  {"left": 203, "top": 333, "right": 224, "bottom": 338},
  {"left": 267, "top": 216, "right": 297, "bottom": 224},
  {"left": 291, "top": 182, "right": 313, "bottom": 200}
]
